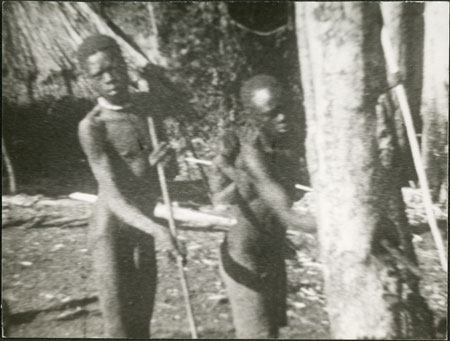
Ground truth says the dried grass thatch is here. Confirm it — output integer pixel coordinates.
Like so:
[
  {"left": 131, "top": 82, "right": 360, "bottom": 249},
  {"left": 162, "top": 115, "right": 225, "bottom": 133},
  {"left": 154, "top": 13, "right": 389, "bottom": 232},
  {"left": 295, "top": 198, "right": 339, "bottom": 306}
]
[{"left": 2, "top": 2, "right": 166, "bottom": 103}]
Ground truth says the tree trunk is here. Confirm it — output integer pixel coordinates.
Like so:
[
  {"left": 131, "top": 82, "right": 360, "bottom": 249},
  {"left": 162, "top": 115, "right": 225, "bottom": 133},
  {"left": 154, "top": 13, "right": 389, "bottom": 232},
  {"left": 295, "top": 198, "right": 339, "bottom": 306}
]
[
  {"left": 421, "top": 2, "right": 449, "bottom": 203},
  {"left": 295, "top": 3, "right": 434, "bottom": 338}
]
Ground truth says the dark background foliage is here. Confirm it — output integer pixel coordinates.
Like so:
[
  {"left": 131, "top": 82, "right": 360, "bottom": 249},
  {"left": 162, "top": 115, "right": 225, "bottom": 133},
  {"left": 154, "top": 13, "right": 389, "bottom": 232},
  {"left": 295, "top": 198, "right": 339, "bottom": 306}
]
[{"left": 2, "top": 2, "right": 308, "bottom": 193}]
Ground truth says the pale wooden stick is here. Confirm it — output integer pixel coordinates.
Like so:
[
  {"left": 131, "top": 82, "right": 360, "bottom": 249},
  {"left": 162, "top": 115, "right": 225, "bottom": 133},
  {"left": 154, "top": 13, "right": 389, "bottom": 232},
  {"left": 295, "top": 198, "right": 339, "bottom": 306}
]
[
  {"left": 2, "top": 137, "right": 17, "bottom": 194},
  {"left": 147, "top": 117, "right": 198, "bottom": 338},
  {"left": 184, "top": 158, "right": 314, "bottom": 192},
  {"left": 184, "top": 157, "right": 213, "bottom": 166},
  {"left": 380, "top": 25, "right": 447, "bottom": 272},
  {"left": 295, "top": 184, "right": 313, "bottom": 192}
]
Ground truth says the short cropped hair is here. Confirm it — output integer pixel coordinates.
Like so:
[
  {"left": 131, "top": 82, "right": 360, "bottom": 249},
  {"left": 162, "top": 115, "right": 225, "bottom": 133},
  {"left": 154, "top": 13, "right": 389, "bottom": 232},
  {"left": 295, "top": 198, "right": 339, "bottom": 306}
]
[
  {"left": 240, "top": 74, "right": 283, "bottom": 113},
  {"left": 77, "top": 34, "right": 122, "bottom": 68}
]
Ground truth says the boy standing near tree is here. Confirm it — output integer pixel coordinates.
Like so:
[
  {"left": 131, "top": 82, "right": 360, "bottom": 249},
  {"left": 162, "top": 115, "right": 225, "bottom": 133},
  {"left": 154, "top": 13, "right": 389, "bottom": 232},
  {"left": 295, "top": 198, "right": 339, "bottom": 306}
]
[
  {"left": 211, "top": 75, "right": 314, "bottom": 338},
  {"left": 77, "top": 34, "right": 183, "bottom": 338}
]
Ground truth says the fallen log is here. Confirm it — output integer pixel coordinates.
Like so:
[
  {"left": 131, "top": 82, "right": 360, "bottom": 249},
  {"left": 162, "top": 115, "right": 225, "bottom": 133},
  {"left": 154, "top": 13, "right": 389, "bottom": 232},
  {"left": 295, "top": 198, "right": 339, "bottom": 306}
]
[
  {"left": 69, "top": 192, "right": 237, "bottom": 228},
  {"left": 154, "top": 203, "right": 236, "bottom": 227},
  {"left": 40, "top": 217, "right": 89, "bottom": 228},
  {"left": 5, "top": 295, "right": 99, "bottom": 326},
  {"left": 69, "top": 192, "right": 317, "bottom": 234}
]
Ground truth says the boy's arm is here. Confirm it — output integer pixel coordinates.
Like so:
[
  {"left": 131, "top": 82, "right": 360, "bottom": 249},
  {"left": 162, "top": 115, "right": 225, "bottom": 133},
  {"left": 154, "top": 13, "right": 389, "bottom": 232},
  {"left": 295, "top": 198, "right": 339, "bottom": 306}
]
[
  {"left": 241, "top": 142, "right": 315, "bottom": 233},
  {"left": 210, "top": 155, "right": 237, "bottom": 206},
  {"left": 209, "top": 130, "right": 241, "bottom": 206},
  {"left": 78, "top": 113, "right": 170, "bottom": 241}
]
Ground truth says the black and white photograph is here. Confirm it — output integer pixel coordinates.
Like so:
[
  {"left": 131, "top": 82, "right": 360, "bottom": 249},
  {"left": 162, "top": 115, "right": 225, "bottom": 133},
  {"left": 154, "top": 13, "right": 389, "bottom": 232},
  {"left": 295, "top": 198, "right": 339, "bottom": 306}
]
[{"left": 2, "top": 1, "right": 448, "bottom": 339}]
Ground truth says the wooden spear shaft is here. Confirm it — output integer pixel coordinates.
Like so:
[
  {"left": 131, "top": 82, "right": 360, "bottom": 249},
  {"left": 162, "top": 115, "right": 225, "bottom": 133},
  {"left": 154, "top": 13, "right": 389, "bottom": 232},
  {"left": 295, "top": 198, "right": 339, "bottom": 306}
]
[
  {"left": 147, "top": 117, "right": 199, "bottom": 338},
  {"left": 380, "top": 25, "right": 447, "bottom": 273}
]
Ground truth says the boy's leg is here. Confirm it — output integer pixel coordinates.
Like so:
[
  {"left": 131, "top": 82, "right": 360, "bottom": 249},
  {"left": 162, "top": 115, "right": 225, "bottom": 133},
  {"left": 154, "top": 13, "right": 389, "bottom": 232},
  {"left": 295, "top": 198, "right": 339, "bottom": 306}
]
[
  {"left": 219, "top": 237, "right": 277, "bottom": 339},
  {"left": 90, "top": 202, "right": 129, "bottom": 337},
  {"left": 264, "top": 217, "right": 288, "bottom": 330},
  {"left": 121, "top": 229, "right": 157, "bottom": 338},
  {"left": 220, "top": 206, "right": 287, "bottom": 338}
]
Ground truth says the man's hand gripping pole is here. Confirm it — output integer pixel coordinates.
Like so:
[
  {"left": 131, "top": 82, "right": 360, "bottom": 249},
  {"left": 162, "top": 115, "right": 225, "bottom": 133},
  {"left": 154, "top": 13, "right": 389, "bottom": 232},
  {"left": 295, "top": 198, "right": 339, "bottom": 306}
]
[{"left": 147, "top": 117, "right": 198, "bottom": 339}]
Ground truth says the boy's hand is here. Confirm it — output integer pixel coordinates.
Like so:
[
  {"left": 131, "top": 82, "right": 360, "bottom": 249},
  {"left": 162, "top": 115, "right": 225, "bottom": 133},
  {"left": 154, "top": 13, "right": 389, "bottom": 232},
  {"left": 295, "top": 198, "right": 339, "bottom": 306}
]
[
  {"left": 149, "top": 142, "right": 174, "bottom": 167},
  {"left": 156, "top": 229, "right": 187, "bottom": 264},
  {"left": 280, "top": 210, "right": 317, "bottom": 234},
  {"left": 283, "top": 237, "right": 298, "bottom": 260}
]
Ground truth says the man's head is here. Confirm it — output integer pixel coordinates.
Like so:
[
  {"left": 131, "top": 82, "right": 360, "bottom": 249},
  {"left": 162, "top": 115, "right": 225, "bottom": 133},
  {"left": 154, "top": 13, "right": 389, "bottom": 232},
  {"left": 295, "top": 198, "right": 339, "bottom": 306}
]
[
  {"left": 240, "top": 75, "right": 290, "bottom": 136},
  {"left": 78, "top": 35, "right": 130, "bottom": 105}
]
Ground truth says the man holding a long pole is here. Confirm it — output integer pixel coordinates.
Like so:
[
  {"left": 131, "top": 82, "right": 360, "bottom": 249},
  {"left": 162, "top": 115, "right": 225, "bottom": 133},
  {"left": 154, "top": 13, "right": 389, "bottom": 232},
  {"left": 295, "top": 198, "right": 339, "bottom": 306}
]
[{"left": 77, "top": 35, "right": 188, "bottom": 338}]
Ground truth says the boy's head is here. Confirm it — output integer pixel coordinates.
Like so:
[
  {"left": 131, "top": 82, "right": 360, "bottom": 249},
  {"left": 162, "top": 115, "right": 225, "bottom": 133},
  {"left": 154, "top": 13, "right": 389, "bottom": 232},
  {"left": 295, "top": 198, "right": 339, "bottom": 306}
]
[
  {"left": 241, "top": 75, "right": 290, "bottom": 136},
  {"left": 78, "top": 35, "right": 130, "bottom": 105},
  {"left": 240, "top": 74, "right": 283, "bottom": 114}
]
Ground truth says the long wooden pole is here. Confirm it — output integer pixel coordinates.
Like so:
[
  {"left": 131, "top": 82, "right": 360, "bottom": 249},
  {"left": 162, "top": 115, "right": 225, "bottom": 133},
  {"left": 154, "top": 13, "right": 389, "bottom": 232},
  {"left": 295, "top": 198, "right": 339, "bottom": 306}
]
[
  {"left": 379, "top": 22, "right": 447, "bottom": 273},
  {"left": 147, "top": 117, "right": 198, "bottom": 338}
]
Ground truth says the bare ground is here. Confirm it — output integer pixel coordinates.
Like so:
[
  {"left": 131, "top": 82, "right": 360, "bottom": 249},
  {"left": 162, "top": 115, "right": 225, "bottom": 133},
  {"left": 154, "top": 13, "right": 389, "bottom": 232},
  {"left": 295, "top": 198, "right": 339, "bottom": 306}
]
[{"left": 2, "top": 190, "right": 447, "bottom": 338}]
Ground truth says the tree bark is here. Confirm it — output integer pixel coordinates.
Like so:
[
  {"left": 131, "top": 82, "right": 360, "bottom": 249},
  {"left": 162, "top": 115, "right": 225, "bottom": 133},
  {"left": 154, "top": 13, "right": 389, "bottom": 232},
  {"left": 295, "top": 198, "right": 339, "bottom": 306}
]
[
  {"left": 421, "top": 2, "right": 449, "bottom": 203},
  {"left": 295, "top": 3, "right": 434, "bottom": 338}
]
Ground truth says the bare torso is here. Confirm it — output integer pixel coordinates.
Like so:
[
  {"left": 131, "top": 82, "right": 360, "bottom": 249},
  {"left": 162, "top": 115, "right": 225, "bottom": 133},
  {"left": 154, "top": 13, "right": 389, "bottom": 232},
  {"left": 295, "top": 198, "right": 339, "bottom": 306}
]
[
  {"left": 224, "top": 128, "right": 300, "bottom": 206},
  {"left": 213, "top": 128, "right": 301, "bottom": 245},
  {"left": 80, "top": 93, "right": 171, "bottom": 212}
]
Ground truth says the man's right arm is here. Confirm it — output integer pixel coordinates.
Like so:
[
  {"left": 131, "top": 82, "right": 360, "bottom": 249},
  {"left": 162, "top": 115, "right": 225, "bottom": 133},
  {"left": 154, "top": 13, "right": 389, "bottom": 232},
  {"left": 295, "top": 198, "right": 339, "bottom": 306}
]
[{"left": 78, "top": 113, "right": 170, "bottom": 241}]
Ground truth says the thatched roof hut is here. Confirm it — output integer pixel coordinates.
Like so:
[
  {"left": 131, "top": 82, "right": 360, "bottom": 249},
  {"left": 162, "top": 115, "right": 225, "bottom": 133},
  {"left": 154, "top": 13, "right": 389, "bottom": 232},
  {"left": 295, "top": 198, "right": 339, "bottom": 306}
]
[{"left": 2, "top": 2, "right": 166, "bottom": 104}]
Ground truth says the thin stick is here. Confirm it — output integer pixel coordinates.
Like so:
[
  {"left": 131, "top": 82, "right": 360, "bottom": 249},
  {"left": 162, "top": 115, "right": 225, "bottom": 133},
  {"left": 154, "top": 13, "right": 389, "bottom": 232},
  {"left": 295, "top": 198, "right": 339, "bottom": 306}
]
[
  {"left": 184, "top": 157, "right": 314, "bottom": 193},
  {"left": 147, "top": 117, "right": 198, "bottom": 338},
  {"left": 380, "top": 25, "right": 447, "bottom": 272},
  {"left": 295, "top": 184, "right": 313, "bottom": 192},
  {"left": 184, "top": 157, "right": 213, "bottom": 166},
  {"left": 2, "top": 137, "right": 17, "bottom": 194}
]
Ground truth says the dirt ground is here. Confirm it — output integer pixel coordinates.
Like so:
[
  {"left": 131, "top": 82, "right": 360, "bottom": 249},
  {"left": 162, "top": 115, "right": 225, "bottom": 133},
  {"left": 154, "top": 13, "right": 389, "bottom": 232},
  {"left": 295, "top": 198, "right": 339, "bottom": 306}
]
[{"left": 2, "top": 189, "right": 447, "bottom": 338}]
